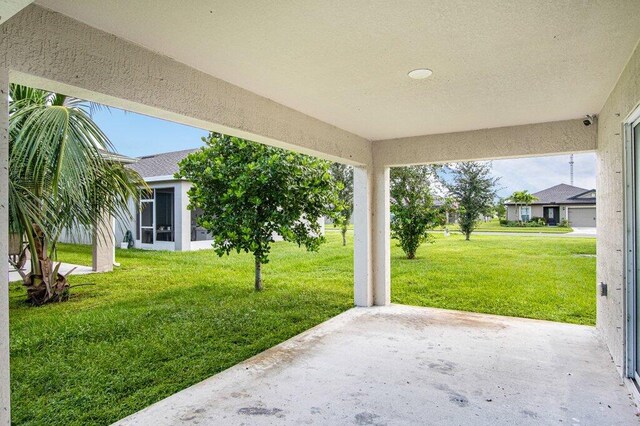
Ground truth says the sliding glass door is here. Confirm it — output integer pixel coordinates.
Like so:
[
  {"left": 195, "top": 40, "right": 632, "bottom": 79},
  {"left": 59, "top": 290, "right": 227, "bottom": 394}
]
[{"left": 634, "top": 116, "right": 640, "bottom": 381}]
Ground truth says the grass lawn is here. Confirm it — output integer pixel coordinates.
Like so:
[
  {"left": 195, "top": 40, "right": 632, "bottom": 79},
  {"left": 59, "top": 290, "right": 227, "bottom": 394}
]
[
  {"left": 393, "top": 234, "right": 595, "bottom": 324},
  {"left": 9, "top": 232, "right": 595, "bottom": 425}
]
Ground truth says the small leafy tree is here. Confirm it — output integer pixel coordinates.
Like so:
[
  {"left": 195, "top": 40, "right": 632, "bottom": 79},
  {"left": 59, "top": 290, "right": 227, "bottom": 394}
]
[
  {"left": 176, "top": 133, "right": 338, "bottom": 291},
  {"left": 330, "top": 163, "right": 353, "bottom": 246},
  {"left": 390, "top": 165, "right": 441, "bottom": 259},
  {"left": 445, "top": 162, "right": 498, "bottom": 240}
]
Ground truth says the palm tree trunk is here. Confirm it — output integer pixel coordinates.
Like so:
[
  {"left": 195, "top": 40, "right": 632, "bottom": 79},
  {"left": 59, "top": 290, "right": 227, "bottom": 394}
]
[
  {"left": 254, "top": 257, "right": 263, "bottom": 291},
  {"left": 22, "top": 223, "right": 69, "bottom": 305}
]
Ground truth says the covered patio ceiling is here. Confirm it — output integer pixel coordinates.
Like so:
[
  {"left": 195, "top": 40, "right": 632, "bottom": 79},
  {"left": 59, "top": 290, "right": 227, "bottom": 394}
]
[{"left": 34, "top": 0, "right": 640, "bottom": 141}]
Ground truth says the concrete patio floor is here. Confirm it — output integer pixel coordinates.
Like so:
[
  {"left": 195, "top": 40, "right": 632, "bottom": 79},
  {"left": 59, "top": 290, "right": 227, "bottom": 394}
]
[
  {"left": 8, "top": 262, "right": 93, "bottom": 283},
  {"left": 116, "top": 305, "right": 638, "bottom": 425}
]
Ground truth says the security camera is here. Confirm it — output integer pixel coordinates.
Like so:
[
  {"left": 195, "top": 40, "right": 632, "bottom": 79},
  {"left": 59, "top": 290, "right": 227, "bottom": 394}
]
[{"left": 583, "top": 115, "right": 595, "bottom": 126}]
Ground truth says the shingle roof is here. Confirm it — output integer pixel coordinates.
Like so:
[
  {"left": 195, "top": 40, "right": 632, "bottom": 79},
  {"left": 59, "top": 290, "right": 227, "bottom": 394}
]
[
  {"left": 127, "top": 148, "right": 199, "bottom": 179},
  {"left": 505, "top": 183, "right": 596, "bottom": 205}
]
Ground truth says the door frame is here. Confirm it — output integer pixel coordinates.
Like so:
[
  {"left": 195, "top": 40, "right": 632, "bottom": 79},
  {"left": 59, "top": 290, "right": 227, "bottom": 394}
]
[
  {"left": 624, "top": 103, "right": 640, "bottom": 381},
  {"left": 543, "top": 206, "right": 560, "bottom": 226},
  {"left": 139, "top": 191, "right": 155, "bottom": 249}
]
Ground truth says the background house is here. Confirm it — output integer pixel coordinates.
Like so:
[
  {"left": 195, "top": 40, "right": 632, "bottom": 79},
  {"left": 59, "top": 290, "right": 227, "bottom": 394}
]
[
  {"left": 504, "top": 183, "right": 596, "bottom": 227},
  {"left": 119, "top": 149, "right": 215, "bottom": 251},
  {"left": 115, "top": 149, "right": 324, "bottom": 251}
]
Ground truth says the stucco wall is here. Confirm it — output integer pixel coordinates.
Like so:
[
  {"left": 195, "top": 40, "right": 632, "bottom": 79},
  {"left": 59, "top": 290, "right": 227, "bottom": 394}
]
[
  {"left": 506, "top": 205, "right": 576, "bottom": 223},
  {"left": 597, "top": 40, "right": 640, "bottom": 375},
  {"left": 0, "top": 51, "right": 11, "bottom": 426},
  {"left": 373, "top": 119, "right": 597, "bottom": 167},
  {"left": 506, "top": 205, "right": 544, "bottom": 221}
]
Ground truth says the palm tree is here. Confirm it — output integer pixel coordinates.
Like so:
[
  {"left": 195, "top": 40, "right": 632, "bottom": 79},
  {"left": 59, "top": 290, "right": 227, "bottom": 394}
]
[
  {"left": 8, "top": 84, "right": 144, "bottom": 305},
  {"left": 508, "top": 190, "right": 538, "bottom": 223}
]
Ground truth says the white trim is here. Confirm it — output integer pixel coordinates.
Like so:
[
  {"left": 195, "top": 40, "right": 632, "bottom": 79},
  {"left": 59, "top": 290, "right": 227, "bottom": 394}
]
[
  {"left": 189, "top": 240, "right": 216, "bottom": 251},
  {"left": 144, "top": 175, "right": 183, "bottom": 183},
  {"left": 625, "top": 101, "right": 640, "bottom": 124},
  {"left": 518, "top": 205, "right": 531, "bottom": 220},
  {"left": 624, "top": 102, "right": 640, "bottom": 379}
]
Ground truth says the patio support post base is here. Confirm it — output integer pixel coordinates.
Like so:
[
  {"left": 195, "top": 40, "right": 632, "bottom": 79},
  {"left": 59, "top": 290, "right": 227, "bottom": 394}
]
[{"left": 92, "top": 212, "right": 115, "bottom": 273}]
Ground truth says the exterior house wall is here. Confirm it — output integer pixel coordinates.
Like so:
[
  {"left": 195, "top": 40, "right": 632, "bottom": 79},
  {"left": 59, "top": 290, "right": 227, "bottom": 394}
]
[
  {"left": 506, "top": 205, "right": 578, "bottom": 222},
  {"left": 597, "top": 41, "right": 640, "bottom": 376},
  {"left": 505, "top": 205, "right": 544, "bottom": 221},
  {"left": 130, "top": 180, "right": 193, "bottom": 251},
  {"left": 532, "top": 205, "right": 544, "bottom": 220}
]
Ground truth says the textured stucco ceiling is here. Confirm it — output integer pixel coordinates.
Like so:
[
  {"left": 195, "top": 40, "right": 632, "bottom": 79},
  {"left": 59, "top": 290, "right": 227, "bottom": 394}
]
[{"left": 36, "top": 0, "right": 640, "bottom": 140}]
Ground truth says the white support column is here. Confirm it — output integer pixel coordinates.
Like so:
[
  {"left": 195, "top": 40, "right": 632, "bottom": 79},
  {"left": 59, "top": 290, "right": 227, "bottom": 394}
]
[
  {"left": 353, "top": 164, "right": 390, "bottom": 307},
  {"left": 92, "top": 212, "right": 114, "bottom": 272},
  {"left": 353, "top": 167, "right": 373, "bottom": 306},
  {"left": 174, "top": 182, "right": 191, "bottom": 251},
  {"left": 0, "top": 58, "right": 11, "bottom": 425}
]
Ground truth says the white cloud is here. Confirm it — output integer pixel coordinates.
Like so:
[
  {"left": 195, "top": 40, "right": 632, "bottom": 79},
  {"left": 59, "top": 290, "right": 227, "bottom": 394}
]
[{"left": 490, "top": 153, "right": 596, "bottom": 197}]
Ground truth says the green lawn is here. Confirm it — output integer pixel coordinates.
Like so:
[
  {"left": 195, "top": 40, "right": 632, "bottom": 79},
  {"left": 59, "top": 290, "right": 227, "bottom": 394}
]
[
  {"left": 393, "top": 234, "right": 595, "bottom": 324},
  {"left": 9, "top": 232, "right": 595, "bottom": 425}
]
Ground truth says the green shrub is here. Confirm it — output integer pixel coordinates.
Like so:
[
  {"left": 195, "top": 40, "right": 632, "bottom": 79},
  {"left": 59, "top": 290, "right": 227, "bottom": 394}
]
[
  {"left": 530, "top": 217, "right": 547, "bottom": 226},
  {"left": 500, "top": 219, "right": 545, "bottom": 228}
]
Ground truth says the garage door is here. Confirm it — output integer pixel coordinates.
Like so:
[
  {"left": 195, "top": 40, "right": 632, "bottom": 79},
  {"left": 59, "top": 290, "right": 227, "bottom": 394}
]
[{"left": 568, "top": 207, "right": 596, "bottom": 227}]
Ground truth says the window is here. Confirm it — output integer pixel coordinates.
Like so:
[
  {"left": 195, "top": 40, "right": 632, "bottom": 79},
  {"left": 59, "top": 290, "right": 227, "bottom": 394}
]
[
  {"left": 137, "top": 187, "right": 175, "bottom": 244},
  {"left": 519, "top": 206, "right": 531, "bottom": 221},
  {"left": 190, "top": 208, "right": 212, "bottom": 241}
]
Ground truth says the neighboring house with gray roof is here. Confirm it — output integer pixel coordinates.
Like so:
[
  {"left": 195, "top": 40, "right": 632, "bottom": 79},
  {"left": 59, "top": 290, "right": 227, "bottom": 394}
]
[
  {"left": 116, "top": 148, "right": 214, "bottom": 251},
  {"left": 504, "top": 183, "right": 596, "bottom": 227},
  {"left": 115, "top": 148, "right": 324, "bottom": 251}
]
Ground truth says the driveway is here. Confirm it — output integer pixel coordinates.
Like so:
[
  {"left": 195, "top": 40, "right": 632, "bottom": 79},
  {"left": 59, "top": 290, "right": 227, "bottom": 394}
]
[
  {"left": 570, "top": 227, "right": 597, "bottom": 236},
  {"left": 116, "top": 305, "right": 637, "bottom": 425}
]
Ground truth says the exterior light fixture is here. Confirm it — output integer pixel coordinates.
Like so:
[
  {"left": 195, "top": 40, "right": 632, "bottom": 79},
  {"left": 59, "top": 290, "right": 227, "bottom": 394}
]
[{"left": 408, "top": 68, "right": 433, "bottom": 79}]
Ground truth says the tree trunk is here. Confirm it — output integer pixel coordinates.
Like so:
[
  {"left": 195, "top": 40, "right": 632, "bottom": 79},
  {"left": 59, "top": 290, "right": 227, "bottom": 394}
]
[
  {"left": 465, "top": 231, "right": 471, "bottom": 241},
  {"left": 254, "top": 257, "right": 263, "bottom": 291},
  {"left": 341, "top": 227, "right": 347, "bottom": 246},
  {"left": 21, "top": 224, "right": 70, "bottom": 305},
  {"left": 407, "top": 252, "right": 416, "bottom": 260}
]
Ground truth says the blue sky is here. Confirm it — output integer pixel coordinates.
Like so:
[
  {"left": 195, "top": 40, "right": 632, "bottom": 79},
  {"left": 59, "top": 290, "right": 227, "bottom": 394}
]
[
  {"left": 92, "top": 108, "right": 208, "bottom": 157},
  {"left": 490, "top": 153, "right": 596, "bottom": 197},
  {"left": 93, "top": 107, "right": 596, "bottom": 198}
]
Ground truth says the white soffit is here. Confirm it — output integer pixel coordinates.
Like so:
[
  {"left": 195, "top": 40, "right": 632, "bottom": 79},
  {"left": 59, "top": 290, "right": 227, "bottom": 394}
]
[{"left": 36, "top": 0, "right": 640, "bottom": 140}]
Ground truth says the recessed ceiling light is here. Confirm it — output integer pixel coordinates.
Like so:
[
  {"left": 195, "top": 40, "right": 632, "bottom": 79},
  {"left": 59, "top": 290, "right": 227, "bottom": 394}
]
[{"left": 408, "top": 68, "right": 433, "bottom": 79}]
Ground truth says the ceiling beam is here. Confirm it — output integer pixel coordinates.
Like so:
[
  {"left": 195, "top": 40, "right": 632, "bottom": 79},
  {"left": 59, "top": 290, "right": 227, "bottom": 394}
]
[
  {"left": 373, "top": 119, "right": 596, "bottom": 166},
  {"left": 0, "top": 4, "right": 371, "bottom": 165}
]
